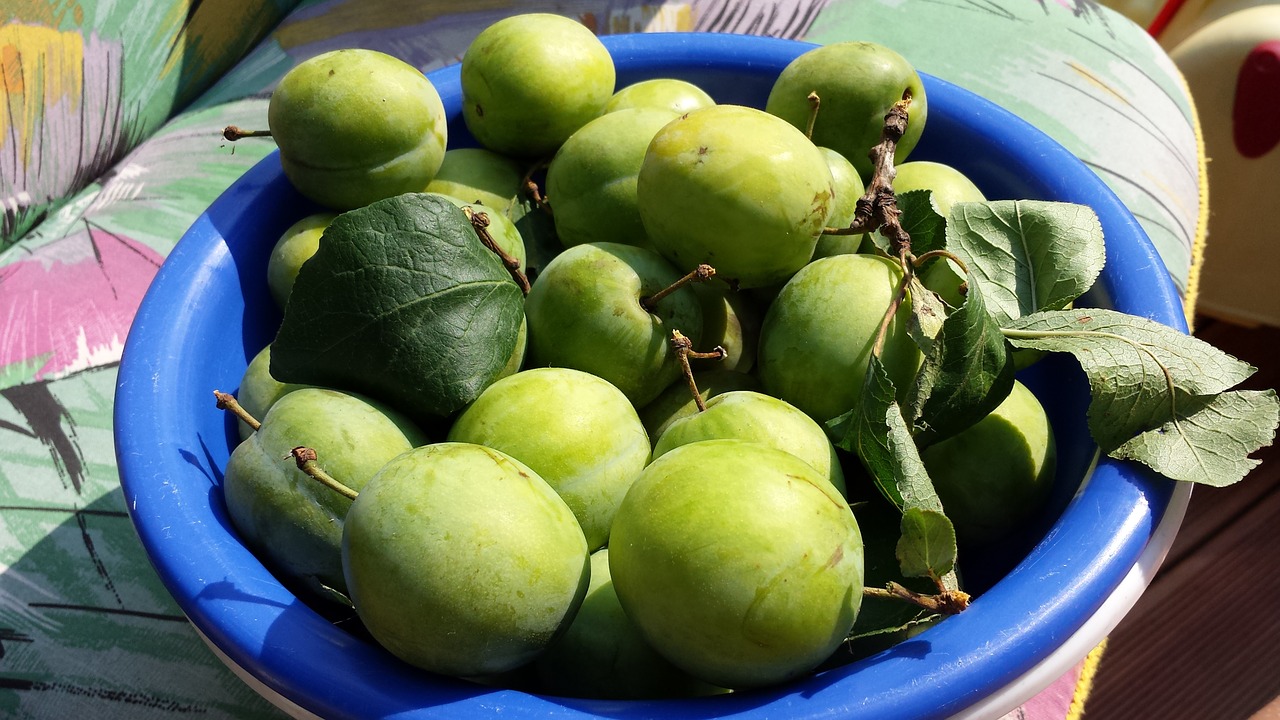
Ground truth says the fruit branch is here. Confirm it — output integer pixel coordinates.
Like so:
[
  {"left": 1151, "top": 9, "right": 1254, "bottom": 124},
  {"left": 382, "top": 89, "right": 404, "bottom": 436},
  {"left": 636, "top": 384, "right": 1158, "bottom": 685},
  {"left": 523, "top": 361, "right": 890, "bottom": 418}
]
[
  {"left": 214, "top": 390, "right": 261, "bottom": 431},
  {"left": 641, "top": 264, "right": 717, "bottom": 312},
  {"left": 822, "top": 93, "right": 914, "bottom": 256},
  {"left": 670, "top": 329, "right": 727, "bottom": 412},
  {"left": 462, "top": 207, "right": 531, "bottom": 294},
  {"left": 290, "top": 446, "right": 360, "bottom": 501},
  {"left": 863, "top": 581, "right": 971, "bottom": 616}
]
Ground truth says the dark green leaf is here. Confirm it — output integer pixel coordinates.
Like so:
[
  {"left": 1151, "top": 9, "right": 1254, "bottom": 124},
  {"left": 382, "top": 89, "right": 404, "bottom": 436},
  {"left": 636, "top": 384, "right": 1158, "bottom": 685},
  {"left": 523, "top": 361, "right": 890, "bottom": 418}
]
[
  {"left": 946, "top": 200, "right": 1105, "bottom": 325},
  {"left": 1004, "top": 308, "right": 1257, "bottom": 454},
  {"left": 271, "top": 193, "right": 525, "bottom": 421},
  {"left": 896, "top": 507, "right": 957, "bottom": 580},
  {"left": 866, "top": 189, "right": 945, "bottom": 256},
  {"left": 1110, "top": 389, "right": 1279, "bottom": 486},
  {"left": 896, "top": 189, "right": 947, "bottom": 256},
  {"left": 906, "top": 266, "right": 1015, "bottom": 445},
  {"left": 828, "top": 356, "right": 943, "bottom": 514}
]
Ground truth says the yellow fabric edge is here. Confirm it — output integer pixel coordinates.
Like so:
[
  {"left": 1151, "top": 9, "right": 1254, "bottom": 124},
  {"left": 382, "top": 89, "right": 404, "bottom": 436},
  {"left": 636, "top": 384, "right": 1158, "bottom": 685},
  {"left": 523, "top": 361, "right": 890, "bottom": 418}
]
[
  {"left": 1177, "top": 62, "right": 1211, "bottom": 332},
  {"left": 1067, "top": 638, "right": 1108, "bottom": 719}
]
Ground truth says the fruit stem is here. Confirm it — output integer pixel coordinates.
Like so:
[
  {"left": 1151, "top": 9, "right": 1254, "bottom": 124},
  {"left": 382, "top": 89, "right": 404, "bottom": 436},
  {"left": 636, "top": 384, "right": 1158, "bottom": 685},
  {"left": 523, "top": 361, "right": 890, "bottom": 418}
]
[
  {"left": 222, "top": 125, "right": 273, "bottom": 142},
  {"left": 290, "top": 446, "right": 359, "bottom": 501},
  {"left": 521, "top": 160, "right": 551, "bottom": 212},
  {"left": 805, "top": 91, "right": 821, "bottom": 140},
  {"left": 863, "top": 581, "right": 970, "bottom": 615},
  {"left": 871, "top": 251, "right": 915, "bottom": 359},
  {"left": 641, "top": 264, "right": 716, "bottom": 312},
  {"left": 463, "top": 206, "right": 531, "bottom": 295},
  {"left": 912, "top": 249, "right": 969, "bottom": 276},
  {"left": 822, "top": 93, "right": 912, "bottom": 242},
  {"left": 670, "top": 329, "right": 726, "bottom": 412},
  {"left": 213, "top": 389, "right": 261, "bottom": 431}
]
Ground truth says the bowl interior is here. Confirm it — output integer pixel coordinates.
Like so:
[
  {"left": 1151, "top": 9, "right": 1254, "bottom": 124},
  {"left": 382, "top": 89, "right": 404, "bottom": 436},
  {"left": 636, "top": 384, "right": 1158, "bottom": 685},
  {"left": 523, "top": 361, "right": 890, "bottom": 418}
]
[{"left": 115, "top": 31, "right": 1184, "bottom": 720}]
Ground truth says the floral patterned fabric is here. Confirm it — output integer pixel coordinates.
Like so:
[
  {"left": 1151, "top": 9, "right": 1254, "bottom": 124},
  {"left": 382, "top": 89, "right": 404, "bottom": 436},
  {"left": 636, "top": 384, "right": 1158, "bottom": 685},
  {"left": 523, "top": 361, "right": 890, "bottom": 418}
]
[{"left": 0, "top": 1, "right": 1202, "bottom": 718}]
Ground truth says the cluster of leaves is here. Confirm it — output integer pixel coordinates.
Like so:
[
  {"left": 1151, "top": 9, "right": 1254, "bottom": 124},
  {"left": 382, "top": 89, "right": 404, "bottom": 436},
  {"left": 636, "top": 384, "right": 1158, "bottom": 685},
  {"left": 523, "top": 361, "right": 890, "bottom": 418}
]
[{"left": 830, "top": 191, "right": 1280, "bottom": 625}]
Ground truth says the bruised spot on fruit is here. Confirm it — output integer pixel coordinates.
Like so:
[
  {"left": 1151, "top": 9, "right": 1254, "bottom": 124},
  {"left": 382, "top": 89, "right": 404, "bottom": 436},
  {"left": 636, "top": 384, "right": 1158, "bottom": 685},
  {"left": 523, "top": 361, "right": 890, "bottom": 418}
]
[
  {"left": 474, "top": 103, "right": 485, "bottom": 118},
  {"left": 328, "top": 69, "right": 335, "bottom": 77},
  {"left": 825, "top": 543, "right": 844, "bottom": 569},
  {"left": 809, "top": 190, "right": 832, "bottom": 223}
]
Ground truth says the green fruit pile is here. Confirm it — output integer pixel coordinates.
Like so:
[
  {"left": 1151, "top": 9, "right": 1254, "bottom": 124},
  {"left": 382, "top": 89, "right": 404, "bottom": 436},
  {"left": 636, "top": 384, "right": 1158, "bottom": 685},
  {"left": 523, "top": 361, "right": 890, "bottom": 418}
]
[{"left": 218, "top": 13, "right": 1071, "bottom": 701}]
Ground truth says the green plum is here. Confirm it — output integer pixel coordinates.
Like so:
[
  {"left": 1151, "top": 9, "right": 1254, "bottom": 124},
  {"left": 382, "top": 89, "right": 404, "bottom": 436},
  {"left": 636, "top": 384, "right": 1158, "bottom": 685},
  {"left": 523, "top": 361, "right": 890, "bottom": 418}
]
[
  {"left": 604, "top": 78, "right": 716, "bottom": 115},
  {"left": 609, "top": 439, "right": 864, "bottom": 689},
  {"left": 920, "top": 380, "right": 1056, "bottom": 545},
  {"left": 692, "top": 280, "right": 761, "bottom": 373},
  {"left": 342, "top": 442, "right": 590, "bottom": 677},
  {"left": 234, "top": 344, "right": 309, "bottom": 441},
  {"left": 893, "top": 160, "right": 985, "bottom": 215},
  {"left": 757, "top": 253, "right": 923, "bottom": 427},
  {"left": 653, "top": 390, "right": 846, "bottom": 496},
  {"left": 636, "top": 104, "right": 835, "bottom": 288},
  {"left": 523, "top": 242, "right": 704, "bottom": 407},
  {"left": 461, "top": 13, "right": 615, "bottom": 157},
  {"left": 532, "top": 548, "right": 726, "bottom": 699},
  {"left": 765, "top": 42, "right": 927, "bottom": 179},
  {"left": 812, "top": 147, "right": 870, "bottom": 260},
  {"left": 637, "top": 368, "right": 760, "bottom": 440},
  {"left": 546, "top": 107, "right": 678, "bottom": 249},
  {"left": 447, "top": 367, "right": 651, "bottom": 550},
  {"left": 267, "top": 213, "right": 336, "bottom": 311},
  {"left": 269, "top": 49, "right": 447, "bottom": 210},
  {"left": 222, "top": 388, "right": 426, "bottom": 601},
  {"left": 424, "top": 147, "right": 525, "bottom": 214}
]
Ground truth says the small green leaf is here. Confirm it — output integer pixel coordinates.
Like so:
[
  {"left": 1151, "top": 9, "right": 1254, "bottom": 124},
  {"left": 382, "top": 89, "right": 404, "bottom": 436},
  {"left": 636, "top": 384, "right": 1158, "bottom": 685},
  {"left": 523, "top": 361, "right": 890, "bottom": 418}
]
[
  {"left": 905, "top": 276, "right": 947, "bottom": 353},
  {"left": 849, "top": 498, "right": 939, "bottom": 639},
  {"left": 828, "top": 356, "right": 943, "bottom": 514},
  {"left": 906, "top": 266, "right": 1015, "bottom": 445},
  {"left": 897, "top": 189, "right": 947, "bottom": 256},
  {"left": 946, "top": 200, "right": 1105, "bottom": 326},
  {"left": 867, "top": 189, "right": 945, "bottom": 256},
  {"left": 1110, "top": 389, "right": 1279, "bottom": 487},
  {"left": 896, "top": 507, "right": 957, "bottom": 580},
  {"left": 271, "top": 193, "right": 525, "bottom": 422}
]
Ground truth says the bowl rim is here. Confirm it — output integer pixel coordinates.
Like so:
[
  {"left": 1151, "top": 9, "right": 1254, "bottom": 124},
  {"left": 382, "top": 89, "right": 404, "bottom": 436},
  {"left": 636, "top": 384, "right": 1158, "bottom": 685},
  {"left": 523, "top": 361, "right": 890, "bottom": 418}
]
[{"left": 114, "top": 31, "right": 1186, "bottom": 720}]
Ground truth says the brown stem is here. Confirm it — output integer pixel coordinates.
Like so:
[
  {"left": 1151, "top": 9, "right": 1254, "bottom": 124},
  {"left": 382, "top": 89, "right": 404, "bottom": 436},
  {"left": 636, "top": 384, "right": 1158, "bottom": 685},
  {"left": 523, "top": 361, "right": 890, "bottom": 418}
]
[
  {"left": 805, "top": 91, "right": 821, "bottom": 140},
  {"left": 290, "top": 446, "right": 359, "bottom": 501},
  {"left": 821, "top": 93, "right": 913, "bottom": 242},
  {"left": 214, "top": 389, "right": 261, "bottom": 431},
  {"left": 669, "top": 329, "right": 726, "bottom": 412},
  {"left": 641, "top": 264, "right": 716, "bottom": 312},
  {"left": 463, "top": 207, "right": 531, "bottom": 295},
  {"left": 223, "top": 125, "right": 273, "bottom": 142},
  {"left": 863, "top": 581, "right": 971, "bottom": 616},
  {"left": 521, "top": 160, "right": 551, "bottom": 212}
]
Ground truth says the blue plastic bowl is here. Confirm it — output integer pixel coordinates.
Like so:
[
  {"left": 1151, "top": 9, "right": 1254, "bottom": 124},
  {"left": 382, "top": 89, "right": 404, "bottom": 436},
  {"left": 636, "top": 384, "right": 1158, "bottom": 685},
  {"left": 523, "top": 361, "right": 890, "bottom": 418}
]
[{"left": 115, "top": 32, "right": 1187, "bottom": 720}]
